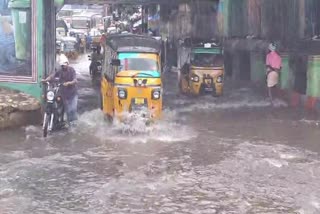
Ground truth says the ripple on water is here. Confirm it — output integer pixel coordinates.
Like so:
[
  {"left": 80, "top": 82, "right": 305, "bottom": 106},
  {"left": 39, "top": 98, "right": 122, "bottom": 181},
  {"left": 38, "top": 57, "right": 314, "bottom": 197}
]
[
  {"left": 169, "top": 86, "right": 288, "bottom": 113},
  {"left": 85, "top": 141, "right": 320, "bottom": 214},
  {"left": 177, "top": 97, "right": 288, "bottom": 113},
  {"left": 0, "top": 139, "right": 320, "bottom": 213}
]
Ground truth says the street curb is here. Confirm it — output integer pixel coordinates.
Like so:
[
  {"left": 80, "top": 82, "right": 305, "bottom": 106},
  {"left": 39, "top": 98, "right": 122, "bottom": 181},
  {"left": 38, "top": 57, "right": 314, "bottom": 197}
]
[
  {"left": 0, "top": 109, "right": 42, "bottom": 130},
  {"left": 0, "top": 88, "right": 42, "bottom": 130},
  {"left": 276, "top": 88, "right": 320, "bottom": 112}
]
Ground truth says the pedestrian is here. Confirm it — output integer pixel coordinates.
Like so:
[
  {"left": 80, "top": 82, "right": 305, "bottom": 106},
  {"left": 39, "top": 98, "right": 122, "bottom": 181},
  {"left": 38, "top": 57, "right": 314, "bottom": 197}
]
[
  {"left": 76, "top": 34, "right": 81, "bottom": 52},
  {"left": 266, "top": 43, "right": 282, "bottom": 105},
  {"left": 100, "top": 33, "right": 107, "bottom": 46},
  {"left": 42, "top": 56, "right": 78, "bottom": 126},
  {"left": 99, "top": 33, "right": 107, "bottom": 53},
  {"left": 86, "top": 34, "right": 92, "bottom": 51}
]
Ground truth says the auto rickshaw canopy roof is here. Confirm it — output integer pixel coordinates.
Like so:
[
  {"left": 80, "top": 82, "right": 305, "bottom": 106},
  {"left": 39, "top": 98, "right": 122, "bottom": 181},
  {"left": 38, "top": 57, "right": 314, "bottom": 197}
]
[
  {"left": 192, "top": 47, "right": 223, "bottom": 54},
  {"left": 180, "top": 37, "right": 221, "bottom": 48},
  {"left": 106, "top": 34, "right": 161, "bottom": 53}
]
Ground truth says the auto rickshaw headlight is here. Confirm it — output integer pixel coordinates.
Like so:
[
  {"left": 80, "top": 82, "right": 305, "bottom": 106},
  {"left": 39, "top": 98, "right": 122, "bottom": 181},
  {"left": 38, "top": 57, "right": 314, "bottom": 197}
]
[
  {"left": 190, "top": 75, "right": 200, "bottom": 82},
  {"left": 118, "top": 88, "right": 127, "bottom": 99},
  {"left": 216, "top": 75, "right": 223, "bottom": 83},
  {"left": 152, "top": 89, "right": 161, "bottom": 100}
]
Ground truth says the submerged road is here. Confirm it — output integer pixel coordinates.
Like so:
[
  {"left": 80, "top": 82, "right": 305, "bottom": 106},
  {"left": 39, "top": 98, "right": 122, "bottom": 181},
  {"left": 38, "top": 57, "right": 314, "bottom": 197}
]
[{"left": 1, "top": 56, "right": 320, "bottom": 214}]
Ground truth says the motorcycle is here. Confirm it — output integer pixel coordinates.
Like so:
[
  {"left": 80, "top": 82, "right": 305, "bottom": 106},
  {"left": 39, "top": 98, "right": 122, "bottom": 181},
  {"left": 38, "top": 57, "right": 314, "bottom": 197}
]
[
  {"left": 42, "top": 79, "right": 65, "bottom": 137},
  {"left": 92, "top": 60, "right": 102, "bottom": 78},
  {"left": 89, "top": 57, "right": 102, "bottom": 84}
]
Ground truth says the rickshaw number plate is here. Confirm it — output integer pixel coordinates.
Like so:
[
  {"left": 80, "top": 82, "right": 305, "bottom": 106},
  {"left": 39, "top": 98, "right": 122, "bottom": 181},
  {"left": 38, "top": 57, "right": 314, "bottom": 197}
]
[
  {"left": 135, "top": 98, "right": 144, "bottom": 105},
  {"left": 205, "top": 79, "right": 212, "bottom": 84}
]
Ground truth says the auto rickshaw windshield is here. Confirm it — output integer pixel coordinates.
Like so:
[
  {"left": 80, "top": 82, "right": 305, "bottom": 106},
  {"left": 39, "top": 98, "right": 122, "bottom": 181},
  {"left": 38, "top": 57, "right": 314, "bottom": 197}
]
[
  {"left": 119, "top": 58, "right": 159, "bottom": 72},
  {"left": 191, "top": 53, "right": 223, "bottom": 67}
]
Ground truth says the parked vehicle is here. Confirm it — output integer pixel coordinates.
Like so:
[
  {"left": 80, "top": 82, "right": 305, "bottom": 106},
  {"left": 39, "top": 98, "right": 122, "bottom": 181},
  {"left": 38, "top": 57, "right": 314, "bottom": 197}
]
[
  {"left": 42, "top": 79, "right": 65, "bottom": 137},
  {"left": 178, "top": 38, "right": 224, "bottom": 97},
  {"left": 70, "top": 12, "right": 103, "bottom": 35}
]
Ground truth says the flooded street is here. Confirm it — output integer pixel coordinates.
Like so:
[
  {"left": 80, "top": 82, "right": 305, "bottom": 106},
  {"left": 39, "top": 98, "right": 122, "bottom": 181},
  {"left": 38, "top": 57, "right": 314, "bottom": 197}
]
[{"left": 1, "top": 57, "right": 320, "bottom": 214}]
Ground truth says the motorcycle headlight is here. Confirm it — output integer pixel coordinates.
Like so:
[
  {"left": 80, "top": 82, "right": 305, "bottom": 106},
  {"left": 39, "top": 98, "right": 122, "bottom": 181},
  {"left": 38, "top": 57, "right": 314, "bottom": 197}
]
[
  {"left": 190, "top": 75, "right": 200, "bottom": 82},
  {"left": 46, "top": 91, "right": 55, "bottom": 101},
  {"left": 118, "top": 88, "right": 127, "bottom": 99},
  {"left": 152, "top": 89, "right": 161, "bottom": 100},
  {"left": 216, "top": 75, "right": 223, "bottom": 83}
]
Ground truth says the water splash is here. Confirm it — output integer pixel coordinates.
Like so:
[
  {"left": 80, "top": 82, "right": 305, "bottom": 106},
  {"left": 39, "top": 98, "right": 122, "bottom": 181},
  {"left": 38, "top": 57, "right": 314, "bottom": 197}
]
[{"left": 77, "top": 109, "right": 197, "bottom": 143}]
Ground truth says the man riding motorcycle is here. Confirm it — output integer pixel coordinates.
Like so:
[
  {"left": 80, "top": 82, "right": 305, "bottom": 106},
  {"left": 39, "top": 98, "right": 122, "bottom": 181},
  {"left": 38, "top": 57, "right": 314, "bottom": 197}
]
[
  {"left": 89, "top": 46, "right": 103, "bottom": 77},
  {"left": 42, "top": 56, "right": 78, "bottom": 125}
]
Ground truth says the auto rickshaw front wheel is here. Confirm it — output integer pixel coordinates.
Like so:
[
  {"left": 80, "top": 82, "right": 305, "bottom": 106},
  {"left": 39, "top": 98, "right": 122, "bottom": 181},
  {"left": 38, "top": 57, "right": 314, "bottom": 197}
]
[
  {"left": 178, "top": 81, "right": 188, "bottom": 95},
  {"left": 213, "top": 88, "right": 223, "bottom": 97},
  {"left": 99, "top": 92, "right": 103, "bottom": 110}
]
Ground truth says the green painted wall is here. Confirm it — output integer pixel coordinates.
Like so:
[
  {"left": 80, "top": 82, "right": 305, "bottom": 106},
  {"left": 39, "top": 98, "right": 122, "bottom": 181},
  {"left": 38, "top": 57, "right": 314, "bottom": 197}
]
[
  {"left": 307, "top": 55, "right": 320, "bottom": 97},
  {"left": 279, "top": 54, "right": 291, "bottom": 90}
]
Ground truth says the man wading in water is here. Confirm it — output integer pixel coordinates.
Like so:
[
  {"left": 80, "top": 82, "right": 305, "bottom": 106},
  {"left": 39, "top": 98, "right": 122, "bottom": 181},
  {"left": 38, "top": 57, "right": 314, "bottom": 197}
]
[
  {"left": 42, "top": 56, "right": 78, "bottom": 126},
  {"left": 266, "top": 43, "right": 282, "bottom": 105}
]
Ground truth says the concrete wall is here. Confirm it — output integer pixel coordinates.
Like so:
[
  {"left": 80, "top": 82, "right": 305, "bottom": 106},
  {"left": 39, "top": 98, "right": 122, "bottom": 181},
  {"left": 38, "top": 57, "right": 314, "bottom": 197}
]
[
  {"left": 159, "top": 0, "right": 219, "bottom": 43},
  {"left": 221, "top": 0, "right": 320, "bottom": 112}
]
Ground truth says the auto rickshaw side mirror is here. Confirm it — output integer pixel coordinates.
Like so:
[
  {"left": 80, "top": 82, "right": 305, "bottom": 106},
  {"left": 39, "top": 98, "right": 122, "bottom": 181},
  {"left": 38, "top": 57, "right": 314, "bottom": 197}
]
[{"left": 111, "top": 59, "right": 121, "bottom": 66}]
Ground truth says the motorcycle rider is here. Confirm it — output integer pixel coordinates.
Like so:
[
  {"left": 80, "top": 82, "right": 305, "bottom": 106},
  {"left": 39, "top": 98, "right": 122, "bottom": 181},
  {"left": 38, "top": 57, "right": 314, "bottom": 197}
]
[
  {"left": 42, "top": 56, "right": 78, "bottom": 125},
  {"left": 89, "top": 45, "right": 103, "bottom": 76}
]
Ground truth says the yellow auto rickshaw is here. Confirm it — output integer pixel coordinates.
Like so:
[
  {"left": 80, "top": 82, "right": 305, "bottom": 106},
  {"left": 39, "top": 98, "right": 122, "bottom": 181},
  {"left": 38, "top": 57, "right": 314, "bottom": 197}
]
[
  {"left": 178, "top": 38, "right": 224, "bottom": 96},
  {"left": 100, "top": 34, "right": 162, "bottom": 122}
]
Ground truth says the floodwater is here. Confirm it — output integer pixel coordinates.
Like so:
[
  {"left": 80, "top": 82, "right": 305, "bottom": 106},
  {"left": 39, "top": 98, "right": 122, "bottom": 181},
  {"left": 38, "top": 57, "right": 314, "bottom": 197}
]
[{"left": 1, "top": 57, "right": 320, "bottom": 214}]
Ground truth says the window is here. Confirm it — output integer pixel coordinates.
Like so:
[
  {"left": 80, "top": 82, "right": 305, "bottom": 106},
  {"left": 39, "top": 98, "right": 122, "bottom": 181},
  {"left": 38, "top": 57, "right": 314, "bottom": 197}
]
[
  {"left": 0, "top": 0, "right": 32, "bottom": 76},
  {"left": 104, "top": 47, "right": 115, "bottom": 81},
  {"left": 191, "top": 53, "right": 223, "bottom": 67},
  {"left": 119, "top": 58, "right": 159, "bottom": 71},
  {"left": 71, "top": 18, "right": 89, "bottom": 29}
]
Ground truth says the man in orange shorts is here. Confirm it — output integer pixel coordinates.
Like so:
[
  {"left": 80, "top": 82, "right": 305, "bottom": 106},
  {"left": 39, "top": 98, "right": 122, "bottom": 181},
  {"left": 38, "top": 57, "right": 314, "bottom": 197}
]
[{"left": 266, "top": 43, "right": 282, "bottom": 105}]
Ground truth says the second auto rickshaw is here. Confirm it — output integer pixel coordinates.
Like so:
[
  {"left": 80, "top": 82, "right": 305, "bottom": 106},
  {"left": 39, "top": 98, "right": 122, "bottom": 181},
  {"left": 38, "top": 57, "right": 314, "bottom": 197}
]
[{"left": 178, "top": 38, "right": 224, "bottom": 96}]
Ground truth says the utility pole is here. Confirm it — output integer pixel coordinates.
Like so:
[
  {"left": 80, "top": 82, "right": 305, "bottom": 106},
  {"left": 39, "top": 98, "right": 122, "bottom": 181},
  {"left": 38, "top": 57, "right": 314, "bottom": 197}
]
[{"left": 141, "top": 5, "right": 148, "bottom": 34}]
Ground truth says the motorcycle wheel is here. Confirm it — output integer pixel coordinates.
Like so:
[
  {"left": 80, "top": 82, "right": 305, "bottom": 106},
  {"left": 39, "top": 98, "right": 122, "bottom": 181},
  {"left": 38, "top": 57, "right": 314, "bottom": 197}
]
[{"left": 43, "top": 114, "right": 50, "bottom": 138}]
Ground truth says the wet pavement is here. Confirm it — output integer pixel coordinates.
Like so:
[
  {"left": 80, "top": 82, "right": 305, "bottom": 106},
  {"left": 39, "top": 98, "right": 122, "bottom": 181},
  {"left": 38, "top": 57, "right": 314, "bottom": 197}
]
[{"left": 1, "top": 56, "right": 320, "bottom": 214}]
